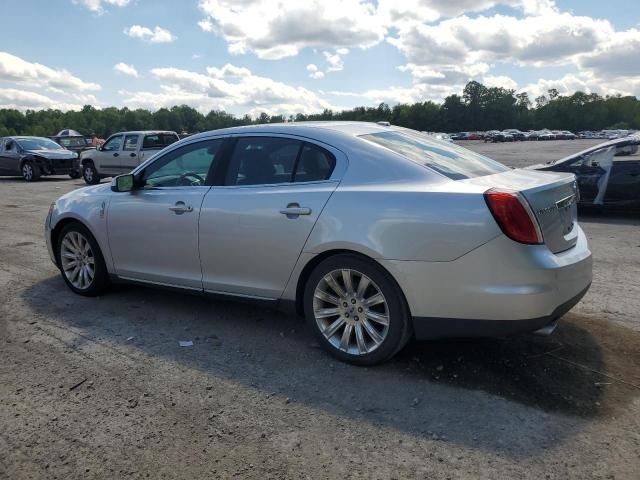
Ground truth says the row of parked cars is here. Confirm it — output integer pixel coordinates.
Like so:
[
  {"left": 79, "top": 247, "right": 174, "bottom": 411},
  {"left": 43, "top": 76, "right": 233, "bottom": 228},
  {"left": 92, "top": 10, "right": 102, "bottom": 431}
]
[
  {"left": 446, "top": 129, "right": 638, "bottom": 143},
  {"left": 0, "top": 129, "right": 179, "bottom": 183}
]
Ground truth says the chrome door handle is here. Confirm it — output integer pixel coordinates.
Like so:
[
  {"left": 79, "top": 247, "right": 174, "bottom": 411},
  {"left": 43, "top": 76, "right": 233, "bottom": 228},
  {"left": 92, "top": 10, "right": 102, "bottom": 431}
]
[
  {"left": 169, "top": 202, "right": 193, "bottom": 214},
  {"left": 280, "top": 203, "right": 311, "bottom": 217}
]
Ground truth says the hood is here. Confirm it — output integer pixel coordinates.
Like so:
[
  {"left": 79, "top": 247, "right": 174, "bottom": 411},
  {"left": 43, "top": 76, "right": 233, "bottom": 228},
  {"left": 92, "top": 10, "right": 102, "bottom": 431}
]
[{"left": 24, "top": 148, "right": 77, "bottom": 159}]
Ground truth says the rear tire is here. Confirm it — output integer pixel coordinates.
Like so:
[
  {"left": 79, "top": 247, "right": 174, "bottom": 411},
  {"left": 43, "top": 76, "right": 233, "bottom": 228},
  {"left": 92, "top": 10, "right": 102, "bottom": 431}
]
[
  {"left": 82, "top": 162, "right": 100, "bottom": 185},
  {"left": 304, "top": 254, "right": 411, "bottom": 366},
  {"left": 22, "top": 161, "right": 40, "bottom": 182},
  {"left": 57, "top": 222, "right": 109, "bottom": 296},
  {"left": 69, "top": 170, "right": 81, "bottom": 179}
]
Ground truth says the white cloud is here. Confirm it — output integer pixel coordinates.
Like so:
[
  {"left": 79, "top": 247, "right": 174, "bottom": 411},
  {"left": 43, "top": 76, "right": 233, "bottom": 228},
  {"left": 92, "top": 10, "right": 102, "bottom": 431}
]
[
  {"left": 323, "top": 50, "right": 348, "bottom": 72},
  {"left": 483, "top": 75, "right": 518, "bottom": 90},
  {"left": 0, "top": 52, "right": 100, "bottom": 92},
  {"left": 306, "top": 64, "right": 325, "bottom": 79},
  {"left": 113, "top": 62, "right": 139, "bottom": 77},
  {"left": 73, "top": 0, "right": 130, "bottom": 14},
  {"left": 0, "top": 88, "right": 85, "bottom": 111},
  {"left": 124, "top": 25, "right": 176, "bottom": 43},
  {"left": 122, "top": 64, "right": 334, "bottom": 116},
  {"left": 197, "top": 0, "right": 386, "bottom": 59}
]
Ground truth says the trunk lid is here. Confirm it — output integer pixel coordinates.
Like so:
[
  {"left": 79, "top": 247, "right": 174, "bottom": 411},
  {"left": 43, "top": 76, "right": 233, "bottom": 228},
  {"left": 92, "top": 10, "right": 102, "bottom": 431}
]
[{"left": 462, "top": 169, "right": 579, "bottom": 253}]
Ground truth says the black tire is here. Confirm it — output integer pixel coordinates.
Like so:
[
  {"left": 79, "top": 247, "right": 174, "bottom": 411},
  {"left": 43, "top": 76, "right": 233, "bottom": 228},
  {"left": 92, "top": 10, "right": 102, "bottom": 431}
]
[
  {"left": 57, "top": 222, "right": 110, "bottom": 296},
  {"left": 304, "top": 254, "right": 412, "bottom": 366},
  {"left": 69, "top": 170, "right": 81, "bottom": 179},
  {"left": 82, "top": 162, "right": 100, "bottom": 185},
  {"left": 21, "top": 161, "right": 40, "bottom": 182}
]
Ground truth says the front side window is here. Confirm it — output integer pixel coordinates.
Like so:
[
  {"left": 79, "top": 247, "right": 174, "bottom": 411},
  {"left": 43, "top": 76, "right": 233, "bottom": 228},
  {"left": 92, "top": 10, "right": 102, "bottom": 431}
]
[
  {"left": 123, "top": 135, "right": 139, "bottom": 151},
  {"left": 225, "top": 137, "right": 302, "bottom": 186},
  {"left": 360, "top": 130, "right": 509, "bottom": 180},
  {"left": 143, "top": 139, "right": 223, "bottom": 188},
  {"left": 102, "top": 135, "right": 123, "bottom": 152}
]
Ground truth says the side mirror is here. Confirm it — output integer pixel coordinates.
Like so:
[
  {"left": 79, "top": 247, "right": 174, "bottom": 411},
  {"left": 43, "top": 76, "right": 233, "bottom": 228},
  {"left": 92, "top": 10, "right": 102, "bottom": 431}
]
[{"left": 111, "top": 174, "right": 135, "bottom": 192}]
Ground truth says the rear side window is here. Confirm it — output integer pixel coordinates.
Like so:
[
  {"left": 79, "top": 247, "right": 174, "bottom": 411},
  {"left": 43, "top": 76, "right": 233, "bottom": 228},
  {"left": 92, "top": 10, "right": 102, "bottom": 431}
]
[
  {"left": 123, "top": 134, "right": 139, "bottom": 151},
  {"left": 225, "top": 137, "right": 302, "bottom": 186},
  {"left": 142, "top": 133, "right": 179, "bottom": 149},
  {"left": 360, "top": 130, "right": 509, "bottom": 180},
  {"left": 294, "top": 144, "right": 335, "bottom": 183}
]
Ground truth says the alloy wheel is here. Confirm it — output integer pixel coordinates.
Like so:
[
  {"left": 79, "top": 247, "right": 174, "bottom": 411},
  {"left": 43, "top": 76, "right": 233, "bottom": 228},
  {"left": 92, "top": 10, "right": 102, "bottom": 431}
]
[
  {"left": 313, "top": 269, "right": 389, "bottom": 355},
  {"left": 60, "top": 231, "right": 95, "bottom": 290},
  {"left": 22, "top": 163, "right": 33, "bottom": 181}
]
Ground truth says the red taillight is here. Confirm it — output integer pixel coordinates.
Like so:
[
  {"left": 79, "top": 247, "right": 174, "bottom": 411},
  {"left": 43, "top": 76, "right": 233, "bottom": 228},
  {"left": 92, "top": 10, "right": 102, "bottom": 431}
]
[{"left": 484, "top": 189, "right": 543, "bottom": 245}]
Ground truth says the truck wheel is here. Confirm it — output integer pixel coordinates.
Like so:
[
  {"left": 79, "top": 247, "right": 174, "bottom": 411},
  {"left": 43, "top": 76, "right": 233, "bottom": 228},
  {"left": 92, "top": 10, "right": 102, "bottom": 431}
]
[
  {"left": 22, "top": 161, "right": 40, "bottom": 182},
  {"left": 82, "top": 162, "right": 100, "bottom": 185}
]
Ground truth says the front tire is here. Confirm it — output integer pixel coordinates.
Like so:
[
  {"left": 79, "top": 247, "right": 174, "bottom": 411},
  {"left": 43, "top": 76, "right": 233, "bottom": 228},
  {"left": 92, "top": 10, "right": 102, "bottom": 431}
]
[
  {"left": 57, "top": 223, "right": 109, "bottom": 296},
  {"left": 82, "top": 162, "right": 100, "bottom": 185},
  {"left": 22, "top": 161, "right": 40, "bottom": 182},
  {"left": 304, "top": 254, "right": 411, "bottom": 366}
]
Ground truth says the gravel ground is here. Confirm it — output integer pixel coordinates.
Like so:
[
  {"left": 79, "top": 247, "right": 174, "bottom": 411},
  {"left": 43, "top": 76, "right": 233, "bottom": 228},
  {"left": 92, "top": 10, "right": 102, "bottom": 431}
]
[{"left": 1, "top": 140, "right": 639, "bottom": 479}]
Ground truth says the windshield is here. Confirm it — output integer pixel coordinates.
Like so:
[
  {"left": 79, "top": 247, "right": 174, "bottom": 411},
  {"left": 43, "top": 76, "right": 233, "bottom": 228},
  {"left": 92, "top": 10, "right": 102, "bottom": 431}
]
[
  {"left": 57, "top": 136, "right": 87, "bottom": 148},
  {"left": 16, "top": 137, "right": 61, "bottom": 151},
  {"left": 360, "top": 130, "right": 509, "bottom": 180}
]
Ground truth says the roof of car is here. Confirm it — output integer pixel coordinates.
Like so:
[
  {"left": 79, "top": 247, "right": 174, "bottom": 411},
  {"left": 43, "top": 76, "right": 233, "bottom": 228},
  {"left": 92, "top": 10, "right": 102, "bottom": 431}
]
[
  {"left": 556, "top": 134, "right": 640, "bottom": 164},
  {"left": 111, "top": 130, "right": 178, "bottom": 136},
  {"left": 186, "top": 121, "right": 397, "bottom": 143}
]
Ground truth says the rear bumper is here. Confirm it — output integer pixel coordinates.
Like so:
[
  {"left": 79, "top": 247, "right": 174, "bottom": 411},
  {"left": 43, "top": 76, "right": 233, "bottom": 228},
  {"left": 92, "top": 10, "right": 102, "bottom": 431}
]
[
  {"left": 411, "top": 284, "right": 590, "bottom": 339},
  {"left": 381, "top": 226, "right": 592, "bottom": 339}
]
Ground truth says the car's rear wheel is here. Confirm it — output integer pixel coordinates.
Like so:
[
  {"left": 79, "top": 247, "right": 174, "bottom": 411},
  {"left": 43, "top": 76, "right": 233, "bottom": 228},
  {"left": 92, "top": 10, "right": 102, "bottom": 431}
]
[
  {"left": 22, "top": 161, "right": 40, "bottom": 182},
  {"left": 57, "top": 223, "right": 109, "bottom": 296},
  {"left": 304, "top": 254, "right": 411, "bottom": 365},
  {"left": 82, "top": 162, "right": 100, "bottom": 185}
]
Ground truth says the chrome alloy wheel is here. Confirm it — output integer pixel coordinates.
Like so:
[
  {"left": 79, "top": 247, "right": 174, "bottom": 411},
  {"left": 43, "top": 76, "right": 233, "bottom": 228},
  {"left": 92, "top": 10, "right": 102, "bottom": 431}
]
[
  {"left": 22, "top": 163, "right": 33, "bottom": 181},
  {"left": 60, "top": 231, "right": 95, "bottom": 290},
  {"left": 313, "top": 269, "right": 390, "bottom": 355}
]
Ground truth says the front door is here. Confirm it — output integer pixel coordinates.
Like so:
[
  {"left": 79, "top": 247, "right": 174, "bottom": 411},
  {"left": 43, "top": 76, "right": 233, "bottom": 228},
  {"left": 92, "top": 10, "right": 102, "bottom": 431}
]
[
  {"left": 107, "top": 138, "right": 225, "bottom": 289},
  {"left": 120, "top": 134, "right": 141, "bottom": 173},
  {"left": 97, "top": 134, "right": 124, "bottom": 176},
  {"left": 199, "top": 136, "right": 340, "bottom": 298}
]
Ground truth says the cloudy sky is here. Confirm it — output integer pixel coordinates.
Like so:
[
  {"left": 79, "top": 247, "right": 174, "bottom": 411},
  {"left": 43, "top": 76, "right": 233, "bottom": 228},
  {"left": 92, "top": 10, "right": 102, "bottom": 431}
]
[{"left": 0, "top": 0, "right": 638, "bottom": 116}]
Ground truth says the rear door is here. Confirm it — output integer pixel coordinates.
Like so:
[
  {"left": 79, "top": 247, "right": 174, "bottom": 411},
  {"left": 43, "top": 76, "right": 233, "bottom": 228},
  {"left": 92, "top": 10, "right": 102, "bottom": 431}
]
[
  {"left": 199, "top": 135, "right": 342, "bottom": 298},
  {"left": 604, "top": 144, "right": 640, "bottom": 205}
]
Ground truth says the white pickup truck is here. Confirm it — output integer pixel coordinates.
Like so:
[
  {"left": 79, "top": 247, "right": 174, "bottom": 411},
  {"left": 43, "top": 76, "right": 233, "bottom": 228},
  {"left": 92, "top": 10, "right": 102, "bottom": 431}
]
[{"left": 80, "top": 130, "right": 179, "bottom": 184}]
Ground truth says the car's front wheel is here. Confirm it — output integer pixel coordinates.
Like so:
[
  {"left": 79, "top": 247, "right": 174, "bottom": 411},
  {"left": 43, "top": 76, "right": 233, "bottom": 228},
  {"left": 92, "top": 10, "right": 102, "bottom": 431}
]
[
  {"left": 22, "top": 161, "right": 40, "bottom": 182},
  {"left": 304, "top": 254, "right": 411, "bottom": 365},
  {"left": 82, "top": 162, "right": 100, "bottom": 185},
  {"left": 69, "top": 169, "right": 81, "bottom": 179},
  {"left": 57, "top": 223, "right": 109, "bottom": 296}
]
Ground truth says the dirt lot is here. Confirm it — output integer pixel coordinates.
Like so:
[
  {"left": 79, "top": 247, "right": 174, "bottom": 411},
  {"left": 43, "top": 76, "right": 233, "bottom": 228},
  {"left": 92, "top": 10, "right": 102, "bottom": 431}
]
[{"left": 1, "top": 140, "right": 639, "bottom": 479}]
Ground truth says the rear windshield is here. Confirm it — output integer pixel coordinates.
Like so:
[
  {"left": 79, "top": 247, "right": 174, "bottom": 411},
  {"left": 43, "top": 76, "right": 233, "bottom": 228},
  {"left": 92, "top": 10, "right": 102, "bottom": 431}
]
[
  {"left": 57, "top": 136, "right": 87, "bottom": 148},
  {"left": 360, "top": 130, "right": 509, "bottom": 180},
  {"left": 142, "top": 133, "right": 179, "bottom": 150}
]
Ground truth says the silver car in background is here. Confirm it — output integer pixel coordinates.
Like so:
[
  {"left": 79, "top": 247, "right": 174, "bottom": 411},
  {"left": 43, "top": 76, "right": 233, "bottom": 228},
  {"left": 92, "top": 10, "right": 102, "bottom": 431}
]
[{"left": 45, "top": 122, "right": 592, "bottom": 365}]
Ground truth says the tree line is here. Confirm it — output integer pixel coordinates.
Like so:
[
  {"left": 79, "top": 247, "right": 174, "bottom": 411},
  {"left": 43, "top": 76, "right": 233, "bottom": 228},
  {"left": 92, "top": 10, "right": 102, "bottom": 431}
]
[{"left": 1, "top": 81, "right": 639, "bottom": 139}]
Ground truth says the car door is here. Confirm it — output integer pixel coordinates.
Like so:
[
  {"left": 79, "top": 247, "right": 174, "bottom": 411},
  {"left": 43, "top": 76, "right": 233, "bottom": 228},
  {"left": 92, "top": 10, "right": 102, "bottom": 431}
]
[
  {"left": 0, "top": 138, "right": 8, "bottom": 174},
  {"left": 199, "top": 135, "right": 342, "bottom": 299},
  {"left": 2, "top": 139, "right": 22, "bottom": 175},
  {"left": 603, "top": 144, "right": 640, "bottom": 205},
  {"left": 120, "top": 134, "right": 141, "bottom": 172},
  {"left": 97, "top": 134, "right": 124, "bottom": 176},
  {"left": 107, "top": 138, "right": 225, "bottom": 289}
]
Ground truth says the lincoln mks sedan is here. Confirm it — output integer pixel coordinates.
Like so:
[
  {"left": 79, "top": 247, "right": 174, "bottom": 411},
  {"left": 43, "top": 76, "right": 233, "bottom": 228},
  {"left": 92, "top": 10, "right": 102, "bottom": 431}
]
[{"left": 46, "top": 122, "right": 592, "bottom": 365}]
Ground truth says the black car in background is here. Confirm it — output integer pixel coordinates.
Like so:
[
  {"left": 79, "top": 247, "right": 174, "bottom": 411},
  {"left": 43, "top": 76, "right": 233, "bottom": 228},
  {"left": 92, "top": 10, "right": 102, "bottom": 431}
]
[
  {"left": 0, "top": 136, "right": 79, "bottom": 181},
  {"left": 51, "top": 129, "right": 92, "bottom": 158},
  {"left": 531, "top": 135, "right": 640, "bottom": 210}
]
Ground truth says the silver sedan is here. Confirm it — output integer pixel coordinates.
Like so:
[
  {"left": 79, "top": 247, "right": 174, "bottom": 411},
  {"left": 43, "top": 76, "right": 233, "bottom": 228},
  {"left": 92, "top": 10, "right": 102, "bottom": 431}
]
[{"left": 45, "top": 122, "right": 592, "bottom": 365}]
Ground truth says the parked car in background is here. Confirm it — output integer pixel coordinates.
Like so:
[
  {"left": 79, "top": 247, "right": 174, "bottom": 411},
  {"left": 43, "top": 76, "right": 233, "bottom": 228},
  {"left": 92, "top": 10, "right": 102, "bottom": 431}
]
[
  {"left": 450, "top": 132, "right": 469, "bottom": 140},
  {"left": 537, "top": 130, "right": 556, "bottom": 141},
  {"left": 79, "top": 130, "right": 179, "bottom": 184},
  {"left": 503, "top": 129, "right": 528, "bottom": 141},
  {"left": 51, "top": 130, "right": 92, "bottom": 170},
  {"left": 46, "top": 122, "right": 592, "bottom": 365},
  {"left": 530, "top": 135, "right": 640, "bottom": 210},
  {"left": 0, "top": 136, "right": 79, "bottom": 181},
  {"left": 484, "top": 130, "right": 514, "bottom": 142}
]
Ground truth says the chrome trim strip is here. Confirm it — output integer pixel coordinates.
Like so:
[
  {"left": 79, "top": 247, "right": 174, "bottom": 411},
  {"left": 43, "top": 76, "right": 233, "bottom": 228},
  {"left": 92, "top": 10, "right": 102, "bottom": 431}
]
[
  {"left": 117, "top": 276, "right": 202, "bottom": 291},
  {"left": 204, "top": 289, "right": 277, "bottom": 301}
]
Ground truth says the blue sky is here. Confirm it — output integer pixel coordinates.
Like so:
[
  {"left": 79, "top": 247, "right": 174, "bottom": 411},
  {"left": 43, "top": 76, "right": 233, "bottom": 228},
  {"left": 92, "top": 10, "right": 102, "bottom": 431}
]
[{"left": 0, "top": 0, "right": 638, "bottom": 116}]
